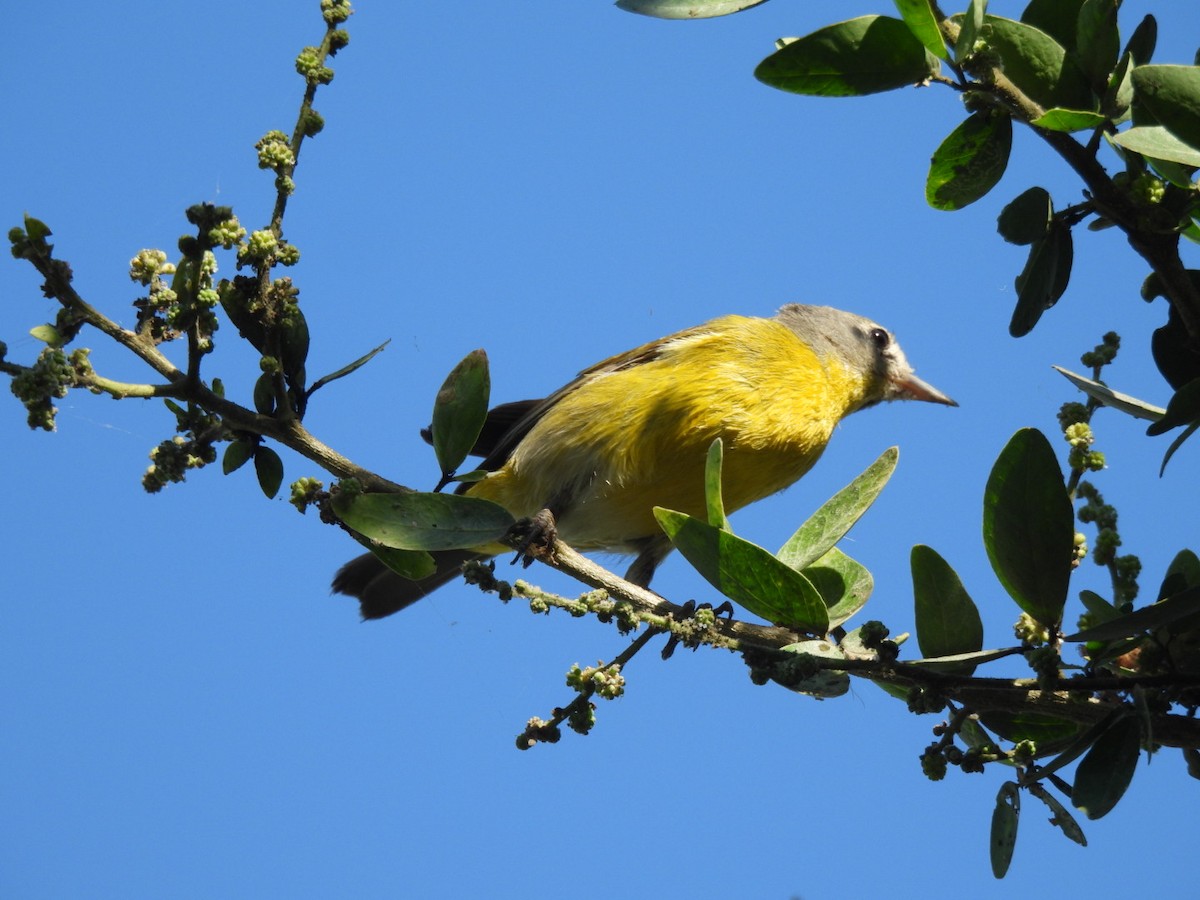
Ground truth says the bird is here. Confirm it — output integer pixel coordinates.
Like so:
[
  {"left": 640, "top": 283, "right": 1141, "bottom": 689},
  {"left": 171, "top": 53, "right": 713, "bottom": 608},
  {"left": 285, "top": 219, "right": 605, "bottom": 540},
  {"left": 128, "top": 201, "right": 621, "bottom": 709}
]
[{"left": 333, "top": 304, "right": 956, "bottom": 619}]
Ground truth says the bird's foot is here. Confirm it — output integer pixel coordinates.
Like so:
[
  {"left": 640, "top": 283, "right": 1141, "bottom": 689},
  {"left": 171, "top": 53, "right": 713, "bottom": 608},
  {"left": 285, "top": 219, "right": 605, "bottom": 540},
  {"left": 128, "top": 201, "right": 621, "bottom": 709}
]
[
  {"left": 506, "top": 508, "right": 559, "bottom": 569},
  {"left": 661, "top": 599, "right": 735, "bottom": 659}
]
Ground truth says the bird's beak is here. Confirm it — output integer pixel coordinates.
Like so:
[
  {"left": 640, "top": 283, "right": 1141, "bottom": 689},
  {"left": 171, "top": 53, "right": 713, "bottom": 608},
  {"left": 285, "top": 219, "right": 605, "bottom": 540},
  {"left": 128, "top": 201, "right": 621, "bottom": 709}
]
[{"left": 892, "top": 372, "right": 958, "bottom": 407}]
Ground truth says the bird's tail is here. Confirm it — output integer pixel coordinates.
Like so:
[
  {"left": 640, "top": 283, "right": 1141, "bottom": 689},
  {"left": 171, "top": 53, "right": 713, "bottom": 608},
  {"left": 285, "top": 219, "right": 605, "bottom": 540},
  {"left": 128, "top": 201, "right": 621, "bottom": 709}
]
[{"left": 332, "top": 549, "right": 487, "bottom": 620}]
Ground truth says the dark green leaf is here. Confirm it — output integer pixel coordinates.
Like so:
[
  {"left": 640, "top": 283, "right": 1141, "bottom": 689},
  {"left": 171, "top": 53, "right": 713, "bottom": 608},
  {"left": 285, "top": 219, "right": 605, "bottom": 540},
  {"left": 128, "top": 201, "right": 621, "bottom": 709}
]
[
  {"left": 308, "top": 339, "right": 391, "bottom": 396},
  {"left": 1065, "top": 586, "right": 1200, "bottom": 642},
  {"left": 755, "top": 16, "right": 938, "bottom": 98},
  {"left": 892, "top": 0, "right": 949, "bottom": 61},
  {"left": 803, "top": 547, "right": 874, "bottom": 628},
  {"left": 926, "top": 110, "right": 1012, "bottom": 211},
  {"left": 219, "top": 280, "right": 267, "bottom": 353},
  {"left": 333, "top": 491, "right": 515, "bottom": 552},
  {"left": 1020, "top": 0, "right": 1084, "bottom": 54},
  {"left": 1111, "top": 125, "right": 1200, "bottom": 167},
  {"left": 1160, "top": 420, "right": 1200, "bottom": 474},
  {"left": 982, "top": 428, "right": 1073, "bottom": 626},
  {"left": 1158, "top": 549, "right": 1200, "bottom": 601},
  {"left": 1031, "top": 108, "right": 1108, "bottom": 131},
  {"left": 347, "top": 533, "right": 436, "bottom": 581},
  {"left": 1132, "top": 65, "right": 1200, "bottom": 151},
  {"left": 980, "top": 710, "right": 1081, "bottom": 744},
  {"left": 982, "top": 16, "right": 1095, "bottom": 111},
  {"left": 705, "top": 438, "right": 730, "bottom": 530},
  {"left": 222, "top": 439, "right": 253, "bottom": 475},
  {"left": 1010, "top": 221, "right": 1073, "bottom": 336},
  {"left": 1052, "top": 366, "right": 1166, "bottom": 421},
  {"left": 1073, "top": 715, "right": 1141, "bottom": 819},
  {"left": 1146, "top": 376, "right": 1200, "bottom": 434},
  {"left": 655, "top": 507, "right": 829, "bottom": 632},
  {"left": 1075, "top": 0, "right": 1120, "bottom": 90},
  {"left": 776, "top": 447, "right": 897, "bottom": 571},
  {"left": 1123, "top": 15, "right": 1157, "bottom": 66},
  {"left": 254, "top": 446, "right": 284, "bottom": 499},
  {"left": 997, "top": 186, "right": 1052, "bottom": 244},
  {"left": 911, "top": 545, "right": 984, "bottom": 672},
  {"left": 279, "top": 306, "right": 310, "bottom": 386},
  {"left": 1028, "top": 783, "right": 1088, "bottom": 846},
  {"left": 253, "top": 372, "right": 275, "bottom": 415},
  {"left": 990, "top": 782, "right": 1020, "bottom": 879},
  {"left": 430, "top": 349, "right": 491, "bottom": 482},
  {"left": 614, "top": 0, "right": 768, "bottom": 18},
  {"left": 1103, "top": 51, "right": 1134, "bottom": 121},
  {"left": 955, "top": 0, "right": 986, "bottom": 62}
]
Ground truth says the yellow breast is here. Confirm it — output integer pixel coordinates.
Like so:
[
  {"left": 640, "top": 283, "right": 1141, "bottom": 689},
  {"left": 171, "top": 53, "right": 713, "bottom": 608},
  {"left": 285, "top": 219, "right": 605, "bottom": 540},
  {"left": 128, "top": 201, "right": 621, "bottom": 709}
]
[{"left": 467, "top": 315, "right": 872, "bottom": 551}]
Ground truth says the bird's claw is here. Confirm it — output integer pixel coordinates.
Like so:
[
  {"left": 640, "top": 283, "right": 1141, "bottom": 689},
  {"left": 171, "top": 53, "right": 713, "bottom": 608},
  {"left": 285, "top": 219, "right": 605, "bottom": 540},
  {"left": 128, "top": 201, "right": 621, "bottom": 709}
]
[{"left": 506, "top": 508, "right": 559, "bottom": 569}]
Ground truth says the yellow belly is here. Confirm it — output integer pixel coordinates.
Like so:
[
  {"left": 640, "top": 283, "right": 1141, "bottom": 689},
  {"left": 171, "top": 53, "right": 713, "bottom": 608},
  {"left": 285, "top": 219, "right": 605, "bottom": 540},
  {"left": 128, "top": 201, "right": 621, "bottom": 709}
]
[{"left": 466, "top": 315, "right": 869, "bottom": 552}]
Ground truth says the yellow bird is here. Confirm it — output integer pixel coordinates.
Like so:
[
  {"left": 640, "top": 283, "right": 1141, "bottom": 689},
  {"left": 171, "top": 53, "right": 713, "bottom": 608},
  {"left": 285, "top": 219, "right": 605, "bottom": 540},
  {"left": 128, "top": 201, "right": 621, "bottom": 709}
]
[{"left": 333, "top": 304, "right": 955, "bottom": 618}]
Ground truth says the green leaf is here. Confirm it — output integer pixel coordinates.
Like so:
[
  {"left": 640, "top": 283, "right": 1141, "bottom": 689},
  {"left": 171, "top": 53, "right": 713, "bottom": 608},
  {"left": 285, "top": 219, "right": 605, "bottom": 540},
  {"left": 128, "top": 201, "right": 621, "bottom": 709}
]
[
  {"left": 980, "top": 710, "right": 1081, "bottom": 744},
  {"left": 990, "top": 782, "right": 1020, "bottom": 879},
  {"left": 907, "top": 646, "right": 1023, "bottom": 670},
  {"left": 775, "top": 640, "right": 851, "bottom": 697},
  {"left": 1111, "top": 125, "right": 1200, "bottom": 167},
  {"left": 1146, "top": 376, "right": 1200, "bottom": 435},
  {"left": 1075, "top": 0, "right": 1120, "bottom": 91},
  {"left": 1009, "top": 221, "right": 1073, "bottom": 336},
  {"left": 308, "top": 339, "right": 391, "bottom": 397},
  {"left": 1065, "top": 586, "right": 1200, "bottom": 642},
  {"left": 252, "top": 372, "right": 275, "bottom": 415},
  {"left": 1031, "top": 108, "right": 1108, "bottom": 131},
  {"left": 1132, "top": 65, "right": 1200, "bottom": 151},
  {"left": 279, "top": 306, "right": 310, "bottom": 386},
  {"left": 892, "top": 0, "right": 949, "bottom": 61},
  {"left": 1122, "top": 15, "right": 1157, "bottom": 67},
  {"left": 333, "top": 491, "right": 515, "bottom": 552},
  {"left": 430, "top": 349, "right": 491, "bottom": 483},
  {"left": 911, "top": 545, "right": 984, "bottom": 673},
  {"left": 926, "top": 110, "right": 1012, "bottom": 211},
  {"left": 1020, "top": 0, "right": 1084, "bottom": 54},
  {"left": 222, "top": 439, "right": 253, "bottom": 475},
  {"left": 1158, "top": 549, "right": 1200, "bottom": 601},
  {"left": 704, "top": 438, "right": 730, "bottom": 530},
  {"left": 23, "top": 214, "right": 52, "bottom": 241},
  {"left": 654, "top": 507, "right": 829, "bottom": 632},
  {"left": 1102, "top": 51, "right": 1135, "bottom": 121},
  {"left": 803, "top": 547, "right": 874, "bottom": 628},
  {"left": 614, "top": 0, "right": 769, "bottom": 19},
  {"left": 1072, "top": 715, "right": 1141, "bottom": 819},
  {"left": 997, "top": 186, "right": 1052, "bottom": 245},
  {"left": 1160, "top": 421, "right": 1200, "bottom": 474},
  {"left": 254, "top": 446, "right": 284, "bottom": 499},
  {"left": 1028, "top": 784, "right": 1088, "bottom": 847},
  {"left": 955, "top": 0, "right": 986, "bottom": 63},
  {"left": 218, "top": 279, "right": 267, "bottom": 353},
  {"left": 348, "top": 534, "right": 436, "bottom": 581},
  {"left": 28, "top": 323, "right": 63, "bottom": 347},
  {"left": 776, "top": 447, "right": 897, "bottom": 571},
  {"left": 1052, "top": 366, "right": 1166, "bottom": 422},
  {"left": 755, "top": 16, "right": 938, "bottom": 98},
  {"left": 981, "top": 16, "right": 1095, "bottom": 112},
  {"left": 982, "top": 428, "right": 1073, "bottom": 626}
]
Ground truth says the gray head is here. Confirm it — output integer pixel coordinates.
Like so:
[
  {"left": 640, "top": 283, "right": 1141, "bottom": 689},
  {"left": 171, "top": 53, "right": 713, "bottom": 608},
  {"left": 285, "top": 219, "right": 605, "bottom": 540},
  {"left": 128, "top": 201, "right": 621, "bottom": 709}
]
[{"left": 774, "top": 304, "right": 957, "bottom": 409}]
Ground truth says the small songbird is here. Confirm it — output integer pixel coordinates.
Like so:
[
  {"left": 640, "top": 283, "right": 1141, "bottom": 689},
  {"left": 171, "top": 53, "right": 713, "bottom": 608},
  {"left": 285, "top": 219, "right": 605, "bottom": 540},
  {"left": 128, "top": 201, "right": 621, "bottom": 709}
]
[{"left": 333, "top": 304, "right": 956, "bottom": 619}]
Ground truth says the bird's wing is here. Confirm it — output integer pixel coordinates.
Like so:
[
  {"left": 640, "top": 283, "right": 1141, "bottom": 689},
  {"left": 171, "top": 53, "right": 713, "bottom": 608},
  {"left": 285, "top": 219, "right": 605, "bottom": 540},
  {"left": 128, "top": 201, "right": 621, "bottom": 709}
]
[{"left": 463, "top": 322, "right": 713, "bottom": 483}]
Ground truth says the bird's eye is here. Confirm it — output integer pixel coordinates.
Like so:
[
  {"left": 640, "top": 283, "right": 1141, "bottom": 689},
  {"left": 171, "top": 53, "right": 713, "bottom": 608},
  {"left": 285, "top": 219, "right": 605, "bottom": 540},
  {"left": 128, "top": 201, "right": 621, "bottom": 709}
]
[{"left": 869, "top": 327, "right": 890, "bottom": 350}]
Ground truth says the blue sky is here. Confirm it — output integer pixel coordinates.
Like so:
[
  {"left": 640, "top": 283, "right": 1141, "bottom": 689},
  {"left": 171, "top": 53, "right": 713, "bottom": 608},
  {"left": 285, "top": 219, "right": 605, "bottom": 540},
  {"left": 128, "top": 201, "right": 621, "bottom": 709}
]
[{"left": 3, "top": 1, "right": 1199, "bottom": 897}]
